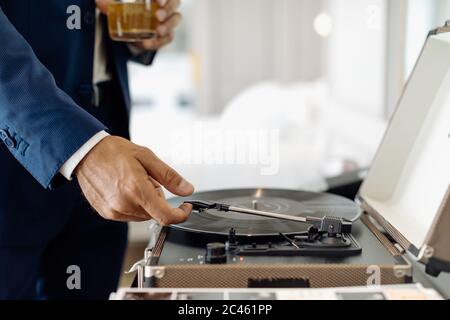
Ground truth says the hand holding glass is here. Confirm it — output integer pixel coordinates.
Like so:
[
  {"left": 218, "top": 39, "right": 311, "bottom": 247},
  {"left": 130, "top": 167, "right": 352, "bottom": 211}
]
[{"left": 107, "top": 0, "right": 160, "bottom": 42}]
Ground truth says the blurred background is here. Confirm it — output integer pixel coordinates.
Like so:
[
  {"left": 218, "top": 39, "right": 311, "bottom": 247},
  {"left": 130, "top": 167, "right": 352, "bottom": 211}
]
[{"left": 123, "top": 0, "right": 450, "bottom": 247}]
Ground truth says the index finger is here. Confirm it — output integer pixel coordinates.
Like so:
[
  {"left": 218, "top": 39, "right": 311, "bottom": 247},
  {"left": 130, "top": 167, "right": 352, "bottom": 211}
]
[{"left": 136, "top": 149, "right": 194, "bottom": 196}]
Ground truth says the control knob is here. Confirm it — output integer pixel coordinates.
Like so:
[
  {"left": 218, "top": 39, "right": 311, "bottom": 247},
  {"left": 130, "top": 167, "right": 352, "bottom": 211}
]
[{"left": 205, "top": 242, "right": 227, "bottom": 264}]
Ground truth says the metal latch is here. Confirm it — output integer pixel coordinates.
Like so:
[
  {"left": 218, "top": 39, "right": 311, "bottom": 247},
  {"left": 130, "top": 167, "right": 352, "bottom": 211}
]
[
  {"left": 394, "top": 258, "right": 413, "bottom": 278},
  {"left": 126, "top": 259, "right": 145, "bottom": 288}
]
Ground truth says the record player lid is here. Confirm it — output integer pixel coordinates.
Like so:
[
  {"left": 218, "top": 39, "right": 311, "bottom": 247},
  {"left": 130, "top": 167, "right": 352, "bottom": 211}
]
[{"left": 358, "top": 27, "right": 450, "bottom": 271}]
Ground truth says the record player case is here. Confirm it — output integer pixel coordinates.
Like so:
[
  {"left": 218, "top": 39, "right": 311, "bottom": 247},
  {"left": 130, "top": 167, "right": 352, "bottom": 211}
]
[
  {"left": 132, "top": 24, "right": 450, "bottom": 289},
  {"left": 143, "top": 212, "right": 412, "bottom": 288}
]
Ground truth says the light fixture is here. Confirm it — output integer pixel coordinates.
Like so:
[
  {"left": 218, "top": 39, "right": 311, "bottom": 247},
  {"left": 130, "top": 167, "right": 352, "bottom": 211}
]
[{"left": 313, "top": 13, "right": 333, "bottom": 38}]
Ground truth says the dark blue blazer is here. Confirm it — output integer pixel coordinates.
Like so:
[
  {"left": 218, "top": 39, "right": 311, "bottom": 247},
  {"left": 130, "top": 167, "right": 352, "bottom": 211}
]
[
  {"left": 0, "top": 1, "right": 154, "bottom": 245},
  {"left": 0, "top": 0, "right": 155, "bottom": 187}
]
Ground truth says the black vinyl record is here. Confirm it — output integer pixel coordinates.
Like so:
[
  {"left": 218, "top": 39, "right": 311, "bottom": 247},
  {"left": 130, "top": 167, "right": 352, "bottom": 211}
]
[{"left": 168, "top": 189, "right": 361, "bottom": 237}]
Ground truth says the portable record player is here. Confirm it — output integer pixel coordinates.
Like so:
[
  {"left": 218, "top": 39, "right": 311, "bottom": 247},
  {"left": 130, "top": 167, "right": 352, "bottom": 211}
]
[
  {"left": 137, "top": 188, "right": 411, "bottom": 288},
  {"left": 130, "top": 23, "right": 450, "bottom": 289}
]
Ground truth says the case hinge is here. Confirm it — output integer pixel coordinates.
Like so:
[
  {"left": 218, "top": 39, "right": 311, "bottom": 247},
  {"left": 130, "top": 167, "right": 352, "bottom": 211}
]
[
  {"left": 430, "top": 21, "right": 450, "bottom": 35},
  {"left": 417, "top": 245, "right": 435, "bottom": 263},
  {"left": 394, "top": 243, "right": 406, "bottom": 255},
  {"left": 145, "top": 266, "right": 166, "bottom": 279}
]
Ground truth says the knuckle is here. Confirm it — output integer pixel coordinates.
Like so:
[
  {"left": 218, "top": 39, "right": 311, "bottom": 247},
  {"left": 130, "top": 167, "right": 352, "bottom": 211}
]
[
  {"left": 179, "top": 212, "right": 190, "bottom": 223},
  {"left": 173, "top": 215, "right": 187, "bottom": 225},
  {"left": 157, "top": 215, "right": 170, "bottom": 226},
  {"left": 104, "top": 209, "right": 119, "bottom": 221},
  {"left": 140, "top": 146, "right": 149, "bottom": 152},
  {"left": 144, "top": 42, "right": 154, "bottom": 50},
  {"left": 140, "top": 146, "right": 155, "bottom": 157},
  {"left": 110, "top": 197, "right": 127, "bottom": 213},
  {"left": 164, "top": 168, "right": 180, "bottom": 186},
  {"left": 142, "top": 198, "right": 152, "bottom": 213},
  {"left": 125, "top": 180, "right": 141, "bottom": 198}
]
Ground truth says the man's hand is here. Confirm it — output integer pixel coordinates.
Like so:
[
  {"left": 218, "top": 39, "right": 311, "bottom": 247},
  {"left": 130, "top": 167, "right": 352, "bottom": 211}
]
[
  {"left": 96, "top": 0, "right": 182, "bottom": 50},
  {"left": 75, "top": 136, "right": 194, "bottom": 224}
]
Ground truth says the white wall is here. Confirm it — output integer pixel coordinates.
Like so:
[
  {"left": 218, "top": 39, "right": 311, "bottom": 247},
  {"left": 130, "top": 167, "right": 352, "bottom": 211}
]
[
  {"left": 325, "top": 0, "right": 388, "bottom": 119},
  {"left": 186, "top": 0, "right": 325, "bottom": 114},
  {"left": 405, "top": 0, "right": 450, "bottom": 80}
]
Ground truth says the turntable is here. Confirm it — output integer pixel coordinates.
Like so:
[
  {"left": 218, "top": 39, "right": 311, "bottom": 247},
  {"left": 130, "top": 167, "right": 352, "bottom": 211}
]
[
  {"left": 136, "top": 188, "right": 413, "bottom": 288},
  {"left": 130, "top": 24, "right": 450, "bottom": 289},
  {"left": 176, "top": 190, "right": 361, "bottom": 258}
]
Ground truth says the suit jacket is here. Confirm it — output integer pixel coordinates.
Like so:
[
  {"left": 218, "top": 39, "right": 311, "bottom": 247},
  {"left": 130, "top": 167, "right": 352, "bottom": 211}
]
[
  {"left": 0, "top": 0, "right": 155, "bottom": 187},
  {"left": 0, "top": 0, "right": 154, "bottom": 245}
]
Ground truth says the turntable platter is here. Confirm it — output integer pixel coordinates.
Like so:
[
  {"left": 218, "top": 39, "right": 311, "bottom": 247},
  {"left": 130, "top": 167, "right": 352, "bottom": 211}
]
[{"left": 168, "top": 189, "right": 361, "bottom": 237}]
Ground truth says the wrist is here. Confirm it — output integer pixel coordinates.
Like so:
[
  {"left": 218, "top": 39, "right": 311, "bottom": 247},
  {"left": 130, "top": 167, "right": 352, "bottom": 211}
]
[{"left": 60, "top": 131, "right": 110, "bottom": 180}]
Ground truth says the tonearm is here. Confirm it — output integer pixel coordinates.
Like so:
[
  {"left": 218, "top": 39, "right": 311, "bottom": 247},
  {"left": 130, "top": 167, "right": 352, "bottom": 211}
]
[{"left": 184, "top": 200, "right": 353, "bottom": 236}]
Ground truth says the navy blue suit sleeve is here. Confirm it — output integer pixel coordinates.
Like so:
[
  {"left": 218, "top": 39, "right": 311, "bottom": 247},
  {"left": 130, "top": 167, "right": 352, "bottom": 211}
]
[{"left": 0, "top": 8, "right": 107, "bottom": 188}]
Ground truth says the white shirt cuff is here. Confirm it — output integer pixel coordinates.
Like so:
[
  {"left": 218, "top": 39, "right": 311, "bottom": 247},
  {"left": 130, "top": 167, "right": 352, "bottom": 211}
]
[{"left": 59, "top": 131, "right": 110, "bottom": 180}]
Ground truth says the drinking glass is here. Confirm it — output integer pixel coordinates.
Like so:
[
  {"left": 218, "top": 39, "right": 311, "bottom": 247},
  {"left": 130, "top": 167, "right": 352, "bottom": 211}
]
[{"left": 107, "top": 0, "right": 159, "bottom": 42}]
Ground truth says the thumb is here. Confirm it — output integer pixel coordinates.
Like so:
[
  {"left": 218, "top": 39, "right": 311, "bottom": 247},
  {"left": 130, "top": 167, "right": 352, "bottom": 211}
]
[
  {"left": 95, "top": 0, "right": 111, "bottom": 14},
  {"left": 137, "top": 150, "right": 195, "bottom": 197}
]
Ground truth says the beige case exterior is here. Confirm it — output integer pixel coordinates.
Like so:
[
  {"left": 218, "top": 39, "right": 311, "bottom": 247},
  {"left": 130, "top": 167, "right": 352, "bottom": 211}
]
[
  {"left": 149, "top": 264, "right": 408, "bottom": 288},
  {"left": 148, "top": 217, "right": 412, "bottom": 289}
]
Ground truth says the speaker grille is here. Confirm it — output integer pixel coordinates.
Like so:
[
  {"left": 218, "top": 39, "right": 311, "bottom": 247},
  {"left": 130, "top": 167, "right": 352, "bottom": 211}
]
[{"left": 152, "top": 264, "right": 406, "bottom": 288}]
